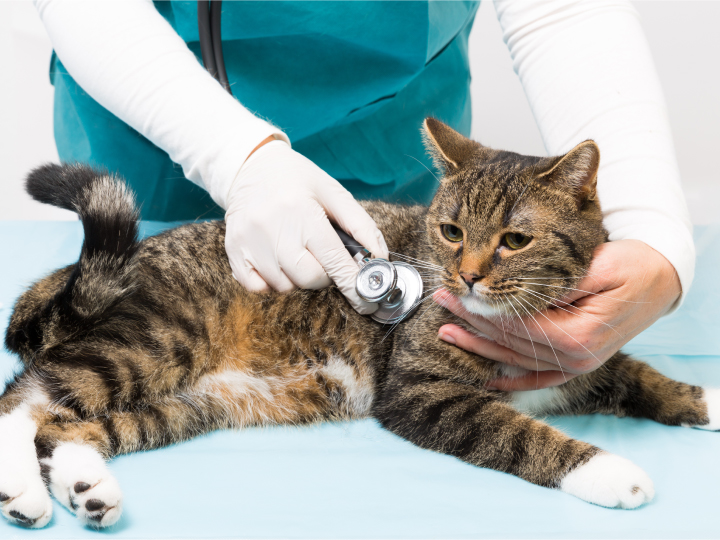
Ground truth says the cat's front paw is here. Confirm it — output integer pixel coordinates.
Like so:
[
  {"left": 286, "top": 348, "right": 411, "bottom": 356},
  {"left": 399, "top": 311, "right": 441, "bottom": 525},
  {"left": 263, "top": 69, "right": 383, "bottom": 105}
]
[
  {"left": 560, "top": 453, "right": 654, "bottom": 509},
  {"left": 42, "top": 443, "right": 122, "bottom": 528},
  {"left": 690, "top": 388, "right": 720, "bottom": 431}
]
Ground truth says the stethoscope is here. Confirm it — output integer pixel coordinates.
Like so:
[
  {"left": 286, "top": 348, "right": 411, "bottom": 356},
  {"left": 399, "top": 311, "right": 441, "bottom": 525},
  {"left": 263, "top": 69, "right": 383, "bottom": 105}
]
[{"left": 198, "top": 2, "right": 425, "bottom": 324}]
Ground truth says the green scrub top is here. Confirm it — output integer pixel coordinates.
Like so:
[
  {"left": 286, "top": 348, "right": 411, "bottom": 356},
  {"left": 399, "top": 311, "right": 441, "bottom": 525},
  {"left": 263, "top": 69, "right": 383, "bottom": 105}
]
[{"left": 51, "top": 1, "right": 479, "bottom": 221}]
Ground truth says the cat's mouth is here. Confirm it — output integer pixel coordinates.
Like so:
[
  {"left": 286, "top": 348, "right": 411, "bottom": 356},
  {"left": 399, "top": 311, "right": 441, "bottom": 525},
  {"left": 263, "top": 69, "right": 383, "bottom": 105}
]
[{"left": 458, "top": 284, "right": 512, "bottom": 319}]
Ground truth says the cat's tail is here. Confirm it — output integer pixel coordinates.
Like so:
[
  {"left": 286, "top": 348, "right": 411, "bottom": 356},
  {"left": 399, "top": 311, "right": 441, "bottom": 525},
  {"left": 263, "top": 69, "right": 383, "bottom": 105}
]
[
  {"left": 13, "top": 164, "right": 140, "bottom": 340},
  {"left": 6, "top": 164, "right": 140, "bottom": 361},
  {"left": 25, "top": 163, "right": 140, "bottom": 266}
]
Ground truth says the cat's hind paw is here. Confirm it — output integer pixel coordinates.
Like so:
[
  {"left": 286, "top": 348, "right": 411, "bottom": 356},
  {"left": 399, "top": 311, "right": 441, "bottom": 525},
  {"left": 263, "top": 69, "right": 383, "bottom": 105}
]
[
  {"left": 0, "top": 407, "right": 53, "bottom": 528},
  {"left": 560, "top": 453, "right": 654, "bottom": 509},
  {"left": 42, "top": 442, "right": 122, "bottom": 529},
  {"left": 0, "top": 478, "right": 53, "bottom": 528},
  {"left": 691, "top": 388, "right": 720, "bottom": 431}
]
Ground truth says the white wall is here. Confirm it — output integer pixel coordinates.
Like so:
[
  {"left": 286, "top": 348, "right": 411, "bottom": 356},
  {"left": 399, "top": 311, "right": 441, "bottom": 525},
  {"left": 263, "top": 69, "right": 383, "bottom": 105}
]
[
  {"left": 0, "top": 0, "right": 72, "bottom": 220},
  {"left": 1, "top": 0, "right": 718, "bottom": 224}
]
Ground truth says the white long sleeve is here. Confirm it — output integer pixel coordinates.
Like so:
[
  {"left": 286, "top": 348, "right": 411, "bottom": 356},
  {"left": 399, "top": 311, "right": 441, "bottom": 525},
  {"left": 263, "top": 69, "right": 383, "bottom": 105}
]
[
  {"left": 493, "top": 0, "right": 695, "bottom": 305},
  {"left": 34, "top": 0, "right": 289, "bottom": 209}
]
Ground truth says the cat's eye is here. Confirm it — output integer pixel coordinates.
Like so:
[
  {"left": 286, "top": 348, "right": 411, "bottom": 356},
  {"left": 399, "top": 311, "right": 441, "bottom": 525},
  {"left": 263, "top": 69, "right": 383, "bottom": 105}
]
[
  {"left": 504, "top": 232, "right": 531, "bottom": 250},
  {"left": 441, "top": 224, "right": 463, "bottom": 243}
]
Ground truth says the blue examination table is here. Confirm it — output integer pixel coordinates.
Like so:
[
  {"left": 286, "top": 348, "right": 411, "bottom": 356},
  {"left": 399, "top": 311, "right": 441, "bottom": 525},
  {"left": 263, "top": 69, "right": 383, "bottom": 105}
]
[{"left": 1, "top": 221, "right": 719, "bottom": 539}]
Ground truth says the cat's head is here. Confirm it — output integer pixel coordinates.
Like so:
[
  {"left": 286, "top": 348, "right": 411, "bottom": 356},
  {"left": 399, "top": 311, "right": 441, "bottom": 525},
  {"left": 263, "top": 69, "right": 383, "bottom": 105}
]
[{"left": 423, "top": 118, "right": 606, "bottom": 318}]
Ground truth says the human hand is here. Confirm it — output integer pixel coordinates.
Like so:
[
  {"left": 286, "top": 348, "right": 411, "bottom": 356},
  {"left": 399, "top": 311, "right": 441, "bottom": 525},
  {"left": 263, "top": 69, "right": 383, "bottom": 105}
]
[
  {"left": 432, "top": 240, "right": 681, "bottom": 391},
  {"left": 225, "top": 139, "right": 389, "bottom": 314}
]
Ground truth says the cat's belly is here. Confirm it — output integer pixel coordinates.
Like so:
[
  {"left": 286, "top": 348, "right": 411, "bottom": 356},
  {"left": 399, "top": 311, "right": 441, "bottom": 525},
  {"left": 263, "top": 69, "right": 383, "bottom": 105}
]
[{"left": 192, "top": 357, "right": 375, "bottom": 427}]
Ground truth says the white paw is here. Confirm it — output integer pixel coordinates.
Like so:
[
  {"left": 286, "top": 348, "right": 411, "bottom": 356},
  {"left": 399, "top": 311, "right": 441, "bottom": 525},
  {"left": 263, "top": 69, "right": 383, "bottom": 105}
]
[
  {"left": 43, "top": 443, "right": 122, "bottom": 528},
  {"left": 0, "top": 407, "right": 52, "bottom": 528},
  {"left": 560, "top": 453, "right": 654, "bottom": 509},
  {"left": 0, "top": 474, "right": 53, "bottom": 529},
  {"left": 692, "top": 388, "right": 720, "bottom": 431}
]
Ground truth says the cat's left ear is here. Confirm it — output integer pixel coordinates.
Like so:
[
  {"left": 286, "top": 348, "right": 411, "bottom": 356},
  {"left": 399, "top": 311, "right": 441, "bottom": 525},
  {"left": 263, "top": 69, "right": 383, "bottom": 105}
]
[{"left": 536, "top": 140, "right": 600, "bottom": 207}]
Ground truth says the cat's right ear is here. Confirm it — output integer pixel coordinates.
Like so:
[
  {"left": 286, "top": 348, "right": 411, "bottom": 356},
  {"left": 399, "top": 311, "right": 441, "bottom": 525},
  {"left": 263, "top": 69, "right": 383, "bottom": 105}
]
[
  {"left": 535, "top": 140, "right": 600, "bottom": 207},
  {"left": 422, "top": 118, "right": 481, "bottom": 174}
]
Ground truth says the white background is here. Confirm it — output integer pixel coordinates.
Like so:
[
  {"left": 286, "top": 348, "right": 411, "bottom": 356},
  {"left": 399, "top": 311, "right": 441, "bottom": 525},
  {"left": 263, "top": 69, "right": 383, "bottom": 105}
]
[{"left": 1, "top": 0, "right": 718, "bottom": 224}]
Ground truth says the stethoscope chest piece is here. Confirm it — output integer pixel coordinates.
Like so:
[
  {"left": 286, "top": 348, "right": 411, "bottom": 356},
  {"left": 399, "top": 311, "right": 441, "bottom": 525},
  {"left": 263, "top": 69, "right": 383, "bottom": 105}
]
[{"left": 357, "top": 259, "right": 424, "bottom": 324}]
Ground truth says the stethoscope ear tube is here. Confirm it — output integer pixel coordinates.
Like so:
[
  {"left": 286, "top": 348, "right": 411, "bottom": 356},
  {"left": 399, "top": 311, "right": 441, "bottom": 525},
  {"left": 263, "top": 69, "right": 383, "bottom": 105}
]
[
  {"left": 198, "top": 1, "right": 232, "bottom": 94},
  {"left": 333, "top": 225, "right": 366, "bottom": 260}
]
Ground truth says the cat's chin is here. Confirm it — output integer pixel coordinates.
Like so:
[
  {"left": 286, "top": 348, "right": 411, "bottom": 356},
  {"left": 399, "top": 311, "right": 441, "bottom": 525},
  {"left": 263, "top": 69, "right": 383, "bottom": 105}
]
[{"left": 459, "top": 294, "right": 508, "bottom": 318}]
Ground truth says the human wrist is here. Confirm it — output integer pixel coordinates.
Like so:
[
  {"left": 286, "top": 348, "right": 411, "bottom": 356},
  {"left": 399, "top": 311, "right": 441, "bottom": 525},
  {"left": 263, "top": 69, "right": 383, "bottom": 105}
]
[
  {"left": 212, "top": 130, "right": 290, "bottom": 211},
  {"left": 247, "top": 135, "right": 280, "bottom": 160}
]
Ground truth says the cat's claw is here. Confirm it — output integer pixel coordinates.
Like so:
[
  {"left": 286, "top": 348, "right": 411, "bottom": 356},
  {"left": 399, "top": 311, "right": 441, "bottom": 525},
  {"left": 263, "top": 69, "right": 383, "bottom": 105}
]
[
  {"left": 560, "top": 453, "right": 654, "bottom": 509},
  {"left": 42, "top": 443, "right": 123, "bottom": 528}
]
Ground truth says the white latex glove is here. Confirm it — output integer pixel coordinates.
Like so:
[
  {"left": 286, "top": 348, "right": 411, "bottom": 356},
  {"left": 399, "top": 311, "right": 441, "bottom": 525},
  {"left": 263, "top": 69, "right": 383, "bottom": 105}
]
[{"left": 225, "top": 139, "right": 389, "bottom": 314}]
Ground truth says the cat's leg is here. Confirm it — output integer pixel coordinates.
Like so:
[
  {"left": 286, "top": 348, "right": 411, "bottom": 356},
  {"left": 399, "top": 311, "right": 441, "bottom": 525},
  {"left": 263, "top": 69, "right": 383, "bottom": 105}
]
[
  {"left": 34, "top": 395, "right": 207, "bottom": 529},
  {"left": 0, "top": 375, "right": 54, "bottom": 528},
  {"left": 509, "top": 352, "right": 716, "bottom": 429},
  {"left": 374, "top": 372, "right": 654, "bottom": 509},
  {"left": 32, "top": 374, "right": 260, "bottom": 529}
]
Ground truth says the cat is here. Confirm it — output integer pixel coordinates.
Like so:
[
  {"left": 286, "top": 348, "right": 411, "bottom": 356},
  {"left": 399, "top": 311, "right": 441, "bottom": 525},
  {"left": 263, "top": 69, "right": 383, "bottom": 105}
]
[{"left": 1, "top": 118, "right": 717, "bottom": 530}]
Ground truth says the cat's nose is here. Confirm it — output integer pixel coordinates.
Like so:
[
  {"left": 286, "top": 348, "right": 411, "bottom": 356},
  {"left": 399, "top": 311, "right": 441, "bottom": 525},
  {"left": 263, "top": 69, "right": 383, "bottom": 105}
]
[{"left": 460, "top": 272, "right": 483, "bottom": 289}]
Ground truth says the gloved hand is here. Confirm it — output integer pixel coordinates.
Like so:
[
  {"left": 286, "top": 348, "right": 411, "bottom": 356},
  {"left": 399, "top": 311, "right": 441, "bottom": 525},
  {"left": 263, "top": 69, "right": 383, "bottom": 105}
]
[{"left": 225, "top": 139, "right": 389, "bottom": 314}]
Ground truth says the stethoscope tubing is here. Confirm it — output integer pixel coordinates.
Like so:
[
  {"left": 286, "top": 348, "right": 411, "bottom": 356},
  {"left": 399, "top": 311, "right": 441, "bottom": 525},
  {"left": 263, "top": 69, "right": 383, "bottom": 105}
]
[{"left": 198, "top": 1, "right": 231, "bottom": 94}]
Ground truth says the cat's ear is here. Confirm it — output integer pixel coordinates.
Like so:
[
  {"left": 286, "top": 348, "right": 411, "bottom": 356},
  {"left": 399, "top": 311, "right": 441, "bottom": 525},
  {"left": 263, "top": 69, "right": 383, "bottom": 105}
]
[
  {"left": 422, "top": 118, "right": 481, "bottom": 174},
  {"left": 536, "top": 140, "right": 600, "bottom": 206}
]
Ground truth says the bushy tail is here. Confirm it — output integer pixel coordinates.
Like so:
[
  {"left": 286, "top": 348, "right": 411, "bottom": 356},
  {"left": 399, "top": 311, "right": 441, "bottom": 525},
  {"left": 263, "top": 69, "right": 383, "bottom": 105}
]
[
  {"left": 26, "top": 163, "right": 139, "bottom": 264},
  {"left": 5, "top": 164, "right": 141, "bottom": 359}
]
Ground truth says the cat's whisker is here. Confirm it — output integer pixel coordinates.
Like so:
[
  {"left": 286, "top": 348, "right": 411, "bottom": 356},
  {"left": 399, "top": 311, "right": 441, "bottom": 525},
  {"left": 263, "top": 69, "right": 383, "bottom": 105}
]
[
  {"left": 514, "top": 282, "right": 649, "bottom": 304},
  {"left": 379, "top": 284, "right": 444, "bottom": 343},
  {"left": 386, "top": 251, "right": 445, "bottom": 269},
  {"left": 488, "top": 297, "right": 509, "bottom": 340},
  {"left": 495, "top": 297, "right": 515, "bottom": 344},
  {"left": 519, "top": 287, "right": 622, "bottom": 337},
  {"left": 513, "top": 296, "right": 567, "bottom": 383},
  {"left": 515, "top": 290, "right": 603, "bottom": 370},
  {"left": 385, "top": 251, "right": 431, "bottom": 263},
  {"left": 504, "top": 295, "right": 541, "bottom": 384},
  {"left": 403, "top": 154, "right": 441, "bottom": 184},
  {"left": 513, "top": 273, "right": 607, "bottom": 280}
]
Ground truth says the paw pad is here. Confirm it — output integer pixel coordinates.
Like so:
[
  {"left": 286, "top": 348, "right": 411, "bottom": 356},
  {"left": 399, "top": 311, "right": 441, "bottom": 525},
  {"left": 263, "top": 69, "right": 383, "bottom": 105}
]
[{"left": 74, "top": 482, "right": 91, "bottom": 494}]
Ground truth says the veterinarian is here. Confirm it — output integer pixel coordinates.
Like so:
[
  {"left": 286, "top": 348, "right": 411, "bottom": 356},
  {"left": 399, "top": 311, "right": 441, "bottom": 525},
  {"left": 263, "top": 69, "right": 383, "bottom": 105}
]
[{"left": 35, "top": 0, "right": 693, "bottom": 391}]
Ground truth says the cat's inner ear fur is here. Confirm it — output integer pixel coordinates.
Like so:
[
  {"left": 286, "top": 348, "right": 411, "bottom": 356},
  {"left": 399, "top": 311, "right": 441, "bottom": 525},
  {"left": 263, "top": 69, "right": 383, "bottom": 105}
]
[
  {"left": 422, "top": 118, "right": 483, "bottom": 174},
  {"left": 536, "top": 140, "right": 600, "bottom": 207}
]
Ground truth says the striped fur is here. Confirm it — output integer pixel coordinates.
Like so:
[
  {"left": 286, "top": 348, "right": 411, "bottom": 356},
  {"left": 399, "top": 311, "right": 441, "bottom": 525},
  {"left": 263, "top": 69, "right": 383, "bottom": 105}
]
[{"left": 0, "top": 124, "right": 713, "bottom": 527}]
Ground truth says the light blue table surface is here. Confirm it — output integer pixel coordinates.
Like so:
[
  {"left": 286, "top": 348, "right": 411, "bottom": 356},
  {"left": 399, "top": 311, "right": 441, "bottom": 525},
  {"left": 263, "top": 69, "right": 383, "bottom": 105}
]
[{"left": 1, "top": 221, "right": 719, "bottom": 539}]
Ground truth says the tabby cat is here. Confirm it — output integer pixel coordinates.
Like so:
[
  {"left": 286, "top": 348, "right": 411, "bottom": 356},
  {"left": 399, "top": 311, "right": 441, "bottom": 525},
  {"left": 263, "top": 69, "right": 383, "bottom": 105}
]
[{"left": 1, "top": 119, "right": 716, "bottom": 529}]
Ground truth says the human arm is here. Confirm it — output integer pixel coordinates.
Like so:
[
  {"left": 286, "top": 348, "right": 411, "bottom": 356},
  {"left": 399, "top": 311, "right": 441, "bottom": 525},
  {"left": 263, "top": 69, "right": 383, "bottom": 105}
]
[
  {"left": 435, "top": 0, "right": 693, "bottom": 389},
  {"left": 34, "top": 0, "right": 388, "bottom": 312}
]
